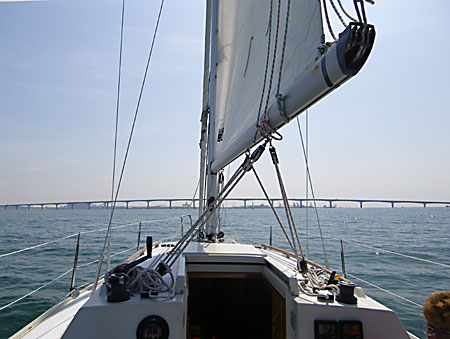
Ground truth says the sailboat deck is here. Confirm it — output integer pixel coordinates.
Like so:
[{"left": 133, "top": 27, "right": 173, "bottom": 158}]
[{"left": 12, "top": 240, "right": 418, "bottom": 339}]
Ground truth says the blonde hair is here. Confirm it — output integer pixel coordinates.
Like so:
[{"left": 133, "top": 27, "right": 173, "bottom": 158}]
[{"left": 423, "top": 291, "right": 450, "bottom": 326}]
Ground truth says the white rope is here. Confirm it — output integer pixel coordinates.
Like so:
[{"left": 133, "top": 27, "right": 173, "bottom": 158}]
[
  {"left": 127, "top": 262, "right": 175, "bottom": 298},
  {"left": 262, "top": 250, "right": 422, "bottom": 308},
  {"left": 346, "top": 273, "right": 422, "bottom": 308},
  {"left": 0, "top": 217, "right": 179, "bottom": 259},
  {"left": 263, "top": 247, "right": 420, "bottom": 308}
]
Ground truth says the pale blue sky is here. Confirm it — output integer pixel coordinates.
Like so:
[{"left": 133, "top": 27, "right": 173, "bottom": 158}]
[{"left": 0, "top": 0, "right": 449, "bottom": 205}]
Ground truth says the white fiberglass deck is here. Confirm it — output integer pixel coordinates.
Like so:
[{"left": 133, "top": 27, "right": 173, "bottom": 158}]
[{"left": 12, "top": 241, "right": 416, "bottom": 339}]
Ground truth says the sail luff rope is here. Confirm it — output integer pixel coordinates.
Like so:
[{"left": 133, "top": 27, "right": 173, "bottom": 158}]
[
  {"left": 296, "top": 117, "right": 330, "bottom": 269},
  {"left": 111, "top": 0, "right": 126, "bottom": 204},
  {"left": 92, "top": 0, "right": 166, "bottom": 295},
  {"left": 251, "top": 166, "right": 295, "bottom": 252}
]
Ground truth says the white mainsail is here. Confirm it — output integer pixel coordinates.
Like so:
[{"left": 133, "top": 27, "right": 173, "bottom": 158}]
[
  {"left": 209, "top": 0, "right": 374, "bottom": 173},
  {"left": 212, "top": 0, "right": 323, "bottom": 172}
]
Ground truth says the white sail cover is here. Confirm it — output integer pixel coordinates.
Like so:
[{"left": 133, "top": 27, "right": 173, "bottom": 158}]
[{"left": 212, "top": 0, "right": 323, "bottom": 171}]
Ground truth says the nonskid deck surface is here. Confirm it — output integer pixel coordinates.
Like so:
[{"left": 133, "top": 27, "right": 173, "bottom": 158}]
[{"left": 13, "top": 240, "right": 414, "bottom": 338}]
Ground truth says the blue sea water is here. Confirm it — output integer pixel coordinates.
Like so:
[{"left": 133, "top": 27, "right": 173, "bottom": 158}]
[{"left": 0, "top": 207, "right": 449, "bottom": 338}]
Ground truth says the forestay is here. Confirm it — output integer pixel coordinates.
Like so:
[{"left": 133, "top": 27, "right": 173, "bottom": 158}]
[{"left": 212, "top": 0, "right": 323, "bottom": 172}]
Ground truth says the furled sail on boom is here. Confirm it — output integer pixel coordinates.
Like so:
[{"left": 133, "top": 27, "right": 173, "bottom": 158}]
[{"left": 209, "top": 0, "right": 375, "bottom": 173}]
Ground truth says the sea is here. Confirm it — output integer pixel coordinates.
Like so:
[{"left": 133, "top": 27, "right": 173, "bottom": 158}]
[{"left": 0, "top": 206, "right": 449, "bottom": 338}]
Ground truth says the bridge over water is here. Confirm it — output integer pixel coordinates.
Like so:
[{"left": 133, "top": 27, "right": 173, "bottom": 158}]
[{"left": 1, "top": 198, "right": 449, "bottom": 210}]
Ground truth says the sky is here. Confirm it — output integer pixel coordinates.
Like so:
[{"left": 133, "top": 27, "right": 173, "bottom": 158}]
[{"left": 0, "top": 0, "right": 449, "bottom": 205}]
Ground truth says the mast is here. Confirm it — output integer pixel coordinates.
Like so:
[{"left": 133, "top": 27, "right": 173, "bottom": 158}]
[
  {"left": 205, "top": 0, "right": 218, "bottom": 239},
  {"left": 198, "top": 0, "right": 211, "bottom": 219}
]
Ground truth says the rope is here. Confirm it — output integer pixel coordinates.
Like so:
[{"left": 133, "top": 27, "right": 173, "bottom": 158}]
[
  {"left": 262, "top": 0, "right": 282, "bottom": 121},
  {"left": 272, "top": 0, "right": 293, "bottom": 123},
  {"left": 328, "top": 0, "right": 347, "bottom": 27},
  {"left": 346, "top": 273, "right": 423, "bottom": 308},
  {"left": 111, "top": 0, "right": 126, "bottom": 203},
  {"left": 275, "top": 0, "right": 291, "bottom": 96},
  {"left": 262, "top": 247, "right": 422, "bottom": 308},
  {"left": 337, "top": 0, "right": 357, "bottom": 22},
  {"left": 322, "top": 0, "right": 337, "bottom": 41},
  {"left": 296, "top": 117, "right": 329, "bottom": 269},
  {"left": 254, "top": 0, "right": 274, "bottom": 142}
]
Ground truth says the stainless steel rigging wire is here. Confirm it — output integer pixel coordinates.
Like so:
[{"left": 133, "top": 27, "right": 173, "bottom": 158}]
[
  {"left": 269, "top": 143, "right": 305, "bottom": 261},
  {"left": 296, "top": 116, "right": 329, "bottom": 269},
  {"left": 251, "top": 166, "right": 295, "bottom": 253},
  {"left": 92, "top": 0, "right": 166, "bottom": 294},
  {"left": 111, "top": 0, "right": 126, "bottom": 204}
]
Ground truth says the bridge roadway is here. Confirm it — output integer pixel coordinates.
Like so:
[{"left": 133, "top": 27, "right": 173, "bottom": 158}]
[{"left": 1, "top": 198, "right": 449, "bottom": 210}]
